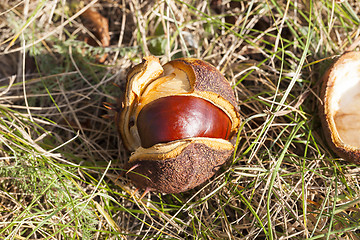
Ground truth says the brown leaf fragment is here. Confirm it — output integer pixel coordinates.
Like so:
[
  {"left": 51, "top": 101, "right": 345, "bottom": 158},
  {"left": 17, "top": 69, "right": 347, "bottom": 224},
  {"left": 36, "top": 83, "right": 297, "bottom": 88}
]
[
  {"left": 81, "top": 7, "right": 110, "bottom": 62},
  {"left": 82, "top": 7, "right": 110, "bottom": 47}
]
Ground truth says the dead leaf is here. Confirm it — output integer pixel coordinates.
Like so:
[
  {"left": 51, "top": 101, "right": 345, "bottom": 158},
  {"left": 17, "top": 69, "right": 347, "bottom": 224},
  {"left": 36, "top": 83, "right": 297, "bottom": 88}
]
[{"left": 81, "top": 7, "right": 110, "bottom": 62}]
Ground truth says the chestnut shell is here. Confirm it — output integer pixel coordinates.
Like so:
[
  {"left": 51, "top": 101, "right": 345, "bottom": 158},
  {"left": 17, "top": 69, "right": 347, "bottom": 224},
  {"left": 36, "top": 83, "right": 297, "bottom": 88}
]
[
  {"left": 319, "top": 51, "right": 360, "bottom": 164},
  {"left": 117, "top": 56, "right": 240, "bottom": 193}
]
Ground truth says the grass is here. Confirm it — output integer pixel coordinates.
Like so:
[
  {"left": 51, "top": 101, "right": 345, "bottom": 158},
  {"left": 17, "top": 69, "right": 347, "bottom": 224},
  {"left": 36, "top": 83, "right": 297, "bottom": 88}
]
[{"left": 1, "top": 0, "right": 360, "bottom": 239}]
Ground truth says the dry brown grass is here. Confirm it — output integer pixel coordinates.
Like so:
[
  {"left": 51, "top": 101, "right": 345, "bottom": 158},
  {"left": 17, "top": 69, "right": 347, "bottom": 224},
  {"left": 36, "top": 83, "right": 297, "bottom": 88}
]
[{"left": 0, "top": 0, "right": 360, "bottom": 239}]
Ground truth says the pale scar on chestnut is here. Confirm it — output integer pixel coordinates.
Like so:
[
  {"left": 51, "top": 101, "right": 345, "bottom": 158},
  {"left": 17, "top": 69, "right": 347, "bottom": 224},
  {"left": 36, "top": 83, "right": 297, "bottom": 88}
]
[
  {"left": 115, "top": 56, "right": 241, "bottom": 193},
  {"left": 319, "top": 51, "right": 360, "bottom": 164}
]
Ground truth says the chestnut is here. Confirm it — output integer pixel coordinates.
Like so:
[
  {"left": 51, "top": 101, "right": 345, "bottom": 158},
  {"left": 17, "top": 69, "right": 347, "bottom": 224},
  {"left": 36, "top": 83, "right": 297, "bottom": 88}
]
[
  {"left": 319, "top": 51, "right": 360, "bottom": 164},
  {"left": 116, "top": 56, "right": 240, "bottom": 193},
  {"left": 137, "top": 95, "right": 232, "bottom": 148}
]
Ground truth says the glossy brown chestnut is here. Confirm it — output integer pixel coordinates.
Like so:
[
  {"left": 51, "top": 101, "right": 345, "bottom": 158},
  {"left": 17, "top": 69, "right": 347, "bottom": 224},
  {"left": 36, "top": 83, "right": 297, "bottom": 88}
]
[
  {"left": 137, "top": 95, "right": 232, "bottom": 148},
  {"left": 117, "top": 56, "right": 241, "bottom": 193}
]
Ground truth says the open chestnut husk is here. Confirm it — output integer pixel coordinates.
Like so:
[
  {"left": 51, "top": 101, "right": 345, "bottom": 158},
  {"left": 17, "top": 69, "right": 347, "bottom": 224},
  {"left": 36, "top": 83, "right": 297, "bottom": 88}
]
[
  {"left": 320, "top": 51, "right": 360, "bottom": 164},
  {"left": 116, "top": 56, "right": 240, "bottom": 193}
]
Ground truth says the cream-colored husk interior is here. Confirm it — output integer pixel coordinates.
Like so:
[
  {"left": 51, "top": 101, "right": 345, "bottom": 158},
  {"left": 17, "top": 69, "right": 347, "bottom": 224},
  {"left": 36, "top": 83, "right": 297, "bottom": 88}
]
[
  {"left": 120, "top": 57, "right": 164, "bottom": 151},
  {"left": 137, "top": 64, "right": 192, "bottom": 113},
  {"left": 128, "top": 137, "right": 234, "bottom": 163},
  {"left": 331, "top": 59, "right": 360, "bottom": 148}
]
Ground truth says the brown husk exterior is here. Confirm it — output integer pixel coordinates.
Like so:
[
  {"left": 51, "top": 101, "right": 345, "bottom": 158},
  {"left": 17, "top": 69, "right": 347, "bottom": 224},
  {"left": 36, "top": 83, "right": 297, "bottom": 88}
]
[
  {"left": 319, "top": 51, "right": 360, "bottom": 164},
  {"left": 126, "top": 142, "right": 233, "bottom": 193}
]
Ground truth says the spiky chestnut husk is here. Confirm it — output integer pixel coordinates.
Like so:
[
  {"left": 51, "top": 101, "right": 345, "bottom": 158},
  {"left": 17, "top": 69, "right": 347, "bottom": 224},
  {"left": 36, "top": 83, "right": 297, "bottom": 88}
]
[{"left": 116, "top": 56, "right": 241, "bottom": 193}]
